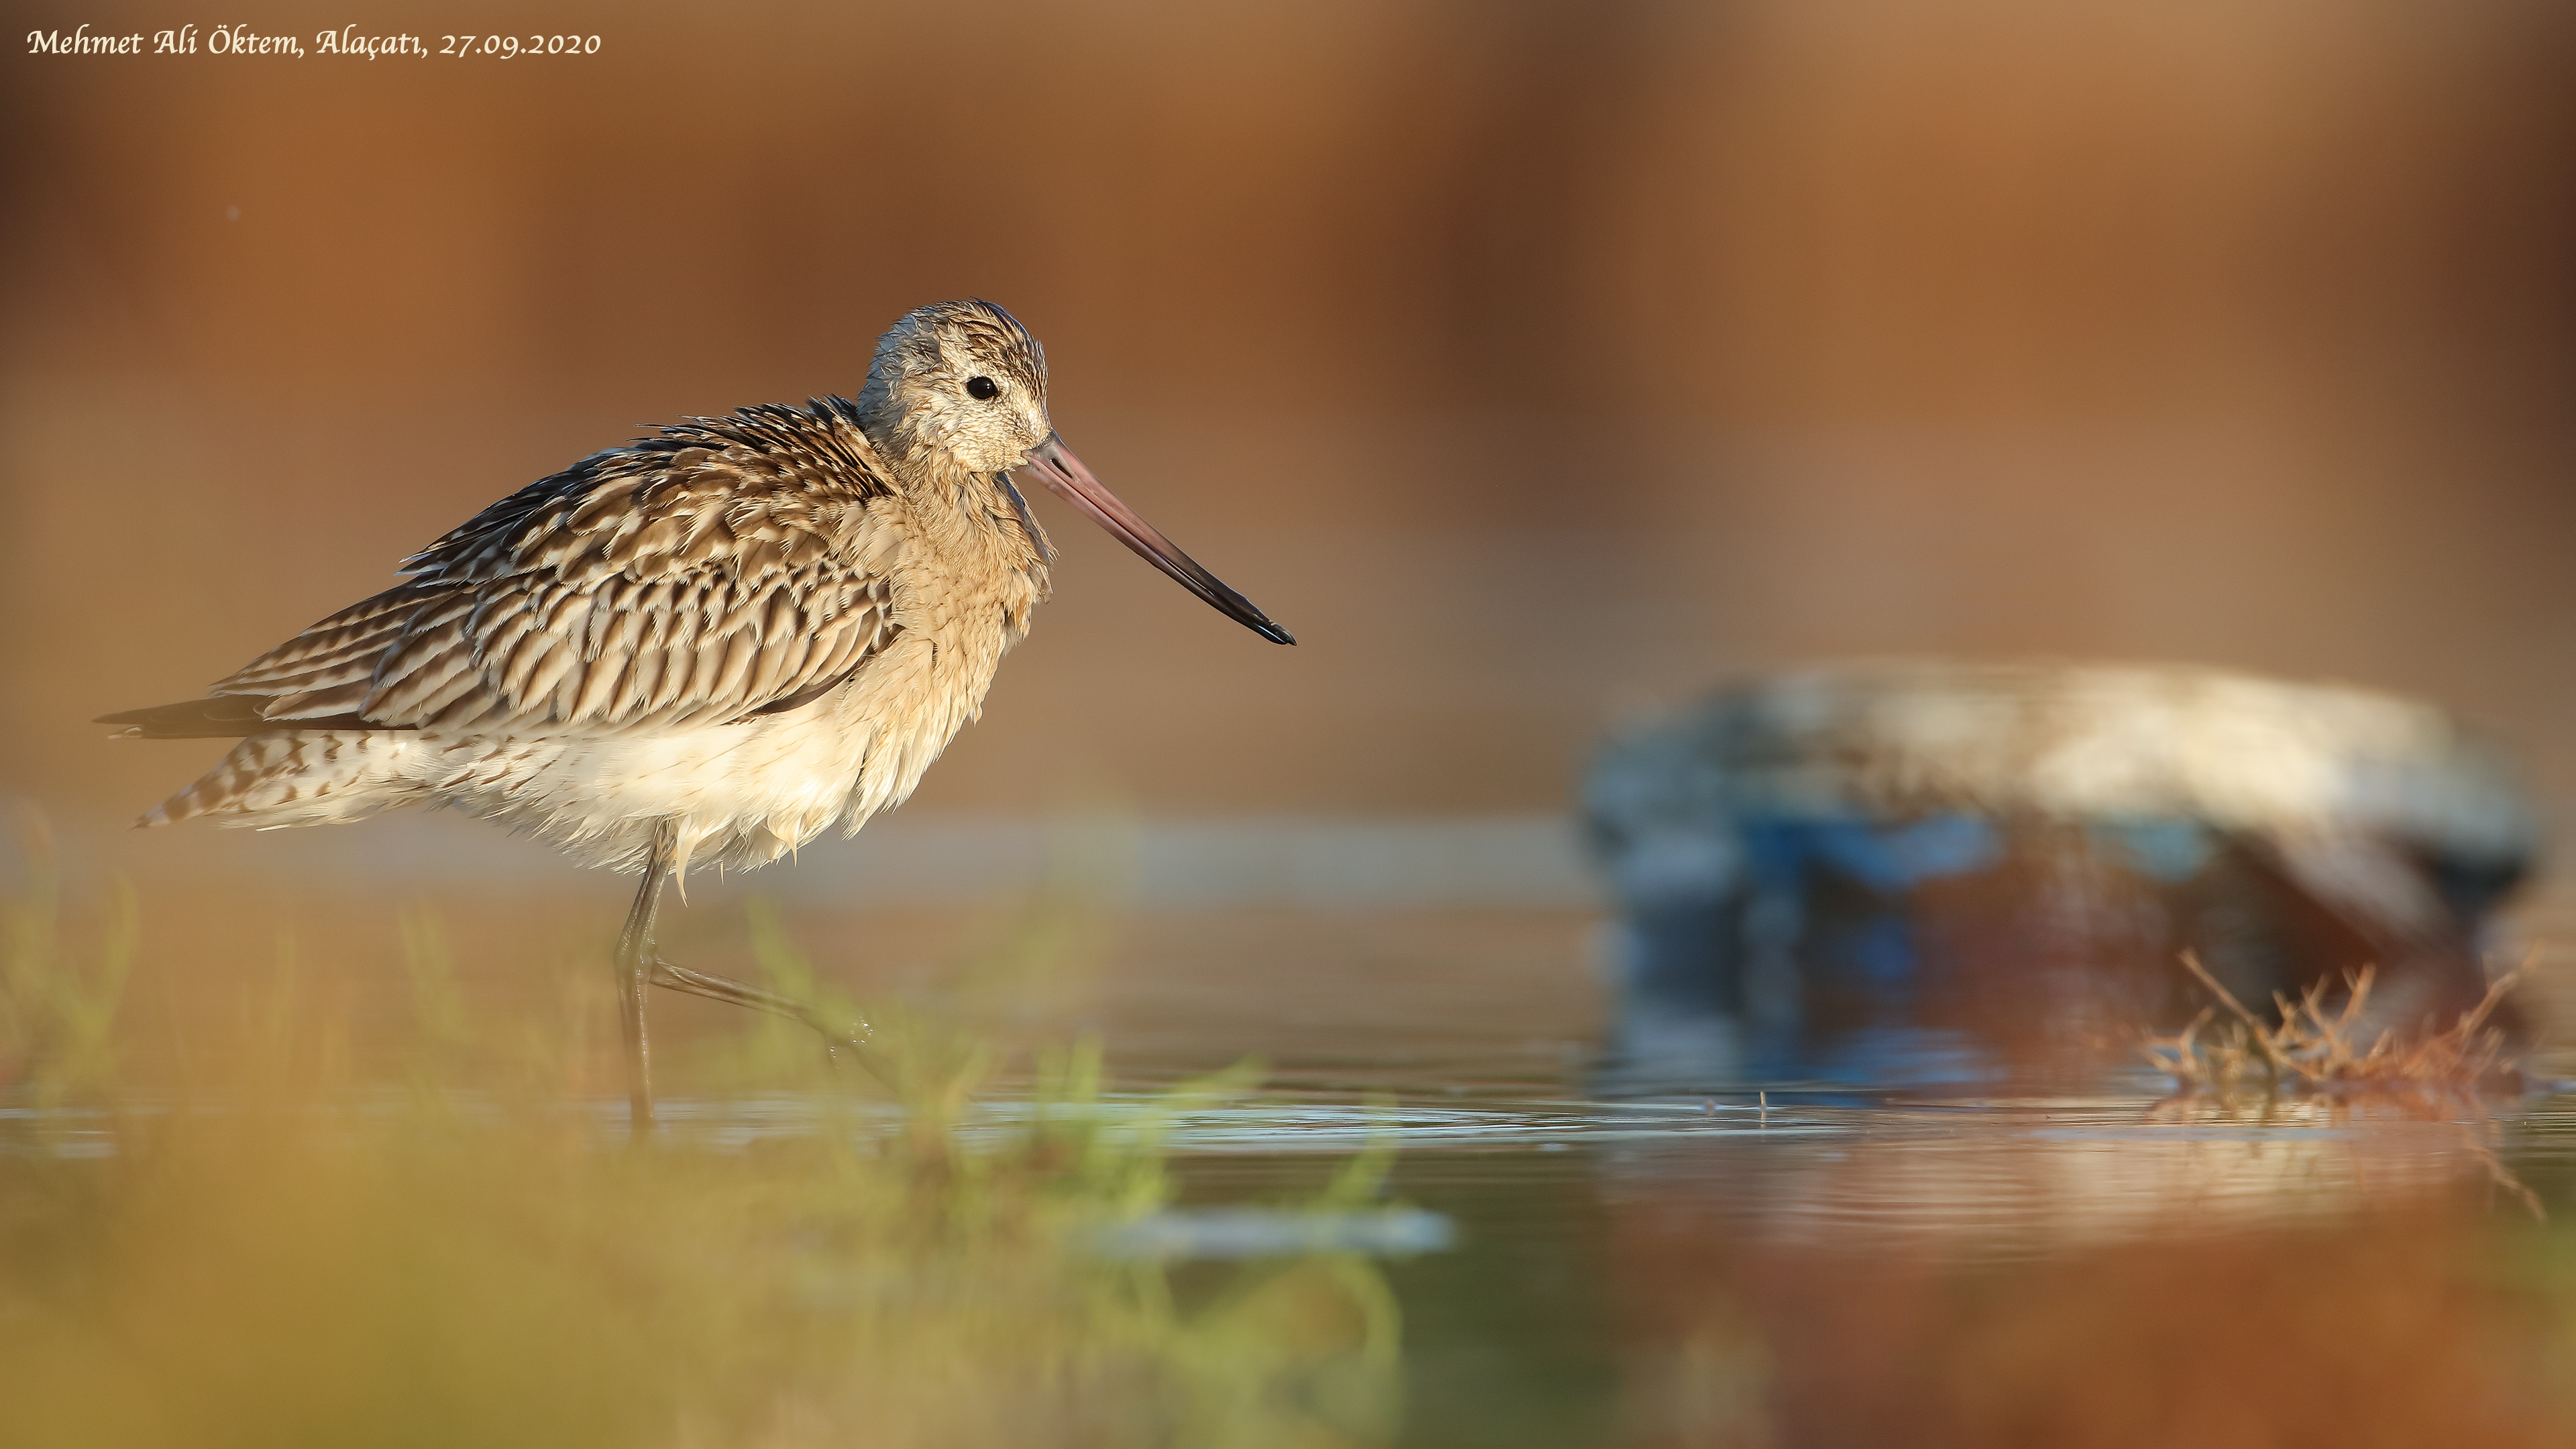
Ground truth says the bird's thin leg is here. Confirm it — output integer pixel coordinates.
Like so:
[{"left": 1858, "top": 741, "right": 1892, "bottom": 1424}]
[
  {"left": 647, "top": 960, "right": 898, "bottom": 1089},
  {"left": 619, "top": 825, "right": 896, "bottom": 1097},
  {"left": 613, "top": 828, "right": 674, "bottom": 1138}
]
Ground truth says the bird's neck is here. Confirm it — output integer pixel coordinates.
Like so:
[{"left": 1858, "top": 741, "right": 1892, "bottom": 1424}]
[{"left": 890, "top": 448, "right": 1051, "bottom": 589}]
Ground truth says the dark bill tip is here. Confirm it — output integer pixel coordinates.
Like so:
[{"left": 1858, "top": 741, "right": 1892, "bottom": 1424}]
[{"left": 1018, "top": 433, "right": 1297, "bottom": 646}]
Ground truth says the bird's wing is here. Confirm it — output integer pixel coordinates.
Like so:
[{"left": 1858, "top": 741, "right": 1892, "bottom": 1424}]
[{"left": 214, "top": 400, "right": 906, "bottom": 734}]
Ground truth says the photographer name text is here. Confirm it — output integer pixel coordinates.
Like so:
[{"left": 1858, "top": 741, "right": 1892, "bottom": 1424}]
[{"left": 28, "top": 24, "right": 602, "bottom": 58}]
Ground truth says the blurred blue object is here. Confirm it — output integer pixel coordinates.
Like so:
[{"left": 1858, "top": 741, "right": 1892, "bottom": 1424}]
[{"left": 1582, "top": 661, "right": 2540, "bottom": 1091}]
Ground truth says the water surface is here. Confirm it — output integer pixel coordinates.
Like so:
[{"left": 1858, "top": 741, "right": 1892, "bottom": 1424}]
[{"left": 11, "top": 888, "right": 2575, "bottom": 1448}]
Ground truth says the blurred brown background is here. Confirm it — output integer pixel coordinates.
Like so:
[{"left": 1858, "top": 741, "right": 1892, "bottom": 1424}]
[
  {"left": 12, "top": 15, "right": 2576, "bottom": 1439},
  {"left": 6, "top": 0, "right": 2576, "bottom": 877}
]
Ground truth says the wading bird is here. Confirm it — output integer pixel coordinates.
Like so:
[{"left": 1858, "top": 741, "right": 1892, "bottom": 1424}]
[{"left": 101, "top": 299, "right": 1293, "bottom": 1128}]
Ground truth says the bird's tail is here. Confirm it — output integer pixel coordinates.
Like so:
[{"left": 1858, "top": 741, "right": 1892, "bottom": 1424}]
[
  {"left": 100, "top": 696, "right": 376, "bottom": 739},
  {"left": 138, "top": 731, "right": 420, "bottom": 829}
]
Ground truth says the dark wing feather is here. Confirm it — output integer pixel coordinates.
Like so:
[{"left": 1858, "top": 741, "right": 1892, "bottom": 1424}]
[{"left": 212, "top": 398, "right": 904, "bottom": 735}]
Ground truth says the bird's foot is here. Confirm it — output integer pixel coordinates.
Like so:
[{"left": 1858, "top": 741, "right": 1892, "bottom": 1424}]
[{"left": 644, "top": 956, "right": 898, "bottom": 1090}]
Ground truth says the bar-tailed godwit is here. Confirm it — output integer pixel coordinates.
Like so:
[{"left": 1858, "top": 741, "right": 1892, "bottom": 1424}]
[{"left": 101, "top": 299, "right": 1293, "bottom": 1127}]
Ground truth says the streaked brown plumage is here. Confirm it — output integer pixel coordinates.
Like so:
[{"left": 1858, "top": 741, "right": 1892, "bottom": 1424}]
[{"left": 102, "top": 299, "right": 1293, "bottom": 1126}]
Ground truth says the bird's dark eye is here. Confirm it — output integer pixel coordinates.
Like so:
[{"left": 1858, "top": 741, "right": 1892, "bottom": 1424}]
[{"left": 965, "top": 376, "right": 1000, "bottom": 400}]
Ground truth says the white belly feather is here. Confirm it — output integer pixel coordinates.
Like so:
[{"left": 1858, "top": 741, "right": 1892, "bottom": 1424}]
[{"left": 164, "top": 631, "right": 996, "bottom": 877}]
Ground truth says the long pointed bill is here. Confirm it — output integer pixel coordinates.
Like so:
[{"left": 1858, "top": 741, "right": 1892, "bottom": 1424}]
[{"left": 1018, "top": 432, "right": 1296, "bottom": 645}]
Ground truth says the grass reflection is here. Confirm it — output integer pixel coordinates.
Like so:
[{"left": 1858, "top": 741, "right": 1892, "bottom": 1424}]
[{"left": 0, "top": 849, "right": 1404, "bottom": 1449}]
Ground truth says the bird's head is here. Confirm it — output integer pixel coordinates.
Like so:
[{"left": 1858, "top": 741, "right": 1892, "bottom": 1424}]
[
  {"left": 857, "top": 298, "right": 1054, "bottom": 475},
  {"left": 857, "top": 299, "right": 1295, "bottom": 646}
]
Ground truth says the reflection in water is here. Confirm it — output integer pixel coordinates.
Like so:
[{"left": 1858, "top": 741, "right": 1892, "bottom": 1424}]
[
  {"left": 1610, "top": 1195, "right": 2575, "bottom": 1449},
  {"left": 1613, "top": 1099, "right": 2520, "bottom": 1250},
  {"left": 9, "top": 855, "right": 2576, "bottom": 1446},
  {"left": 1591, "top": 1096, "right": 2576, "bottom": 1446}
]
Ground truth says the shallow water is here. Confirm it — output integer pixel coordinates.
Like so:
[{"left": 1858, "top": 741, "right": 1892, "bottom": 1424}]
[
  {"left": 12, "top": 887, "right": 2576, "bottom": 1447},
  {"left": 670, "top": 985, "right": 2576, "bottom": 1447},
  {"left": 1138, "top": 1077, "right": 2576, "bottom": 1448},
  {"left": 1007, "top": 906, "right": 2576, "bottom": 1448}
]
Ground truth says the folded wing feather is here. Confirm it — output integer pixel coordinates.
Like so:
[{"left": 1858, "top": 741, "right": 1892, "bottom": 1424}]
[{"left": 195, "top": 400, "right": 903, "bottom": 736}]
